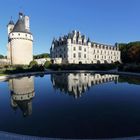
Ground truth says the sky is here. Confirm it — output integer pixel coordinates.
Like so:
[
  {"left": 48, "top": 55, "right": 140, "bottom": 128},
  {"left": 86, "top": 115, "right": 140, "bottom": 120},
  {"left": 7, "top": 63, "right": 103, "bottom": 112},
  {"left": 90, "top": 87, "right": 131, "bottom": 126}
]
[{"left": 0, "top": 0, "right": 140, "bottom": 55}]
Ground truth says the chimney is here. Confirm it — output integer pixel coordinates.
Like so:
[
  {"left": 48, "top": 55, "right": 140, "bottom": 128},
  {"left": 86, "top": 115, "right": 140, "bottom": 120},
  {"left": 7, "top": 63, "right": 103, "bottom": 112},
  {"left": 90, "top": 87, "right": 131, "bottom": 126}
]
[{"left": 25, "top": 16, "right": 30, "bottom": 31}]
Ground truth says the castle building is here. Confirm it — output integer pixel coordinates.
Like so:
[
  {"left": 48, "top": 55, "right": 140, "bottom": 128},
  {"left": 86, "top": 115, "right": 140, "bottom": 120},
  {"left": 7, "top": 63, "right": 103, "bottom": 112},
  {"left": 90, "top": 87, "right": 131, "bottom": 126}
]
[
  {"left": 7, "top": 13, "right": 33, "bottom": 65},
  {"left": 50, "top": 31, "right": 121, "bottom": 64}
]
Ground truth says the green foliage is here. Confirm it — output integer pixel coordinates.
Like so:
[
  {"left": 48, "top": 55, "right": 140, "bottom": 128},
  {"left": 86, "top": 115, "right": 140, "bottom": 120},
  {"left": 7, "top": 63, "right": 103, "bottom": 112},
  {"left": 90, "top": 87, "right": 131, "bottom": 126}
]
[
  {"left": 119, "top": 76, "right": 140, "bottom": 85},
  {"left": 119, "top": 41, "right": 140, "bottom": 63},
  {"left": 0, "top": 63, "right": 45, "bottom": 75},
  {"left": 44, "top": 61, "right": 51, "bottom": 68},
  {"left": 49, "top": 64, "right": 117, "bottom": 71},
  {"left": 0, "top": 54, "right": 4, "bottom": 59},
  {"left": 118, "top": 64, "right": 140, "bottom": 73},
  {"left": 29, "top": 60, "right": 38, "bottom": 68},
  {"left": 30, "top": 65, "right": 45, "bottom": 72},
  {"left": 33, "top": 53, "right": 50, "bottom": 59}
]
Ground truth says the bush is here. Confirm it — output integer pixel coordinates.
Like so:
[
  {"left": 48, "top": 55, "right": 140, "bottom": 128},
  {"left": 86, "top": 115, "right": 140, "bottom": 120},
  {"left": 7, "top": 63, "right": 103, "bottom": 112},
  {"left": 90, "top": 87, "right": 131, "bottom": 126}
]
[
  {"left": 44, "top": 61, "right": 51, "bottom": 69},
  {"left": 49, "top": 64, "right": 117, "bottom": 71},
  {"left": 29, "top": 60, "right": 38, "bottom": 68},
  {"left": 118, "top": 64, "right": 140, "bottom": 73}
]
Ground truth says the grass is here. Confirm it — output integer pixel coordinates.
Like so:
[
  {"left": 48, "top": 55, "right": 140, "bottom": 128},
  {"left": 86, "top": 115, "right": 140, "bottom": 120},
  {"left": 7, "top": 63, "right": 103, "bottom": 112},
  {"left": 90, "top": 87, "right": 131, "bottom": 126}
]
[{"left": 0, "top": 73, "right": 7, "bottom": 76}]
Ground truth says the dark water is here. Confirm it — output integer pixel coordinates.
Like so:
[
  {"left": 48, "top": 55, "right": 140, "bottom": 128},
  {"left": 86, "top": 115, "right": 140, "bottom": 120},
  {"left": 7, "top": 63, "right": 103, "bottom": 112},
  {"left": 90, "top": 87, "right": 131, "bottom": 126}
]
[{"left": 0, "top": 73, "right": 140, "bottom": 139}]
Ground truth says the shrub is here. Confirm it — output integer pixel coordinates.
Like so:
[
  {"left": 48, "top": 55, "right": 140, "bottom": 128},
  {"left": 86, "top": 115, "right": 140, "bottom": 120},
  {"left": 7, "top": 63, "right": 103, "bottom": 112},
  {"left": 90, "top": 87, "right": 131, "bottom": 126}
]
[
  {"left": 29, "top": 60, "right": 38, "bottom": 68},
  {"left": 44, "top": 61, "right": 51, "bottom": 69},
  {"left": 49, "top": 64, "right": 117, "bottom": 71},
  {"left": 118, "top": 63, "right": 140, "bottom": 73}
]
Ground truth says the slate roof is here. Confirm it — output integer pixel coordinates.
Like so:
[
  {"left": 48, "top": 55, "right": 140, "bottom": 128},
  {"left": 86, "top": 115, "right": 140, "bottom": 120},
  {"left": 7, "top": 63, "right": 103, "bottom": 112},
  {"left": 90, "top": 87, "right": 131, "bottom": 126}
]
[
  {"left": 8, "top": 20, "right": 14, "bottom": 25},
  {"left": 12, "top": 13, "right": 32, "bottom": 34}
]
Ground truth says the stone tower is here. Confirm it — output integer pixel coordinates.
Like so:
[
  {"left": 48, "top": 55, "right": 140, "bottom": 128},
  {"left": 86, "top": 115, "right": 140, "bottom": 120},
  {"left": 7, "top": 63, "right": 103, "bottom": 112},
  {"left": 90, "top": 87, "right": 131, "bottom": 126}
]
[{"left": 7, "top": 13, "right": 33, "bottom": 65}]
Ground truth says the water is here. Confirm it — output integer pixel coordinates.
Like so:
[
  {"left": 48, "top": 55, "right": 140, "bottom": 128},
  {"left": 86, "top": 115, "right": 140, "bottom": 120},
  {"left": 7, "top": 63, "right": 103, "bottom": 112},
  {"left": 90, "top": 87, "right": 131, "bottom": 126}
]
[{"left": 0, "top": 73, "right": 140, "bottom": 139}]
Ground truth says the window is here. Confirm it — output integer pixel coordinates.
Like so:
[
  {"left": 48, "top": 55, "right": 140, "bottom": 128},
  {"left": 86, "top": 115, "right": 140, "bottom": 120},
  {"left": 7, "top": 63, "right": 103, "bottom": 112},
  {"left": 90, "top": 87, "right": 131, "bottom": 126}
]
[
  {"left": 84, "top": 48, "right": 86, "bottom": 52},
  {"left": 73, "top": 47, "right": 76, "bottom": 51},
  {"left": 84, "top": 54, "right": 86, "bottom": 58},
  {"left": 78, "top": 52, "right": 81, "bottom": 58},
  {"left": 79, "top": 46, "right": 82, "bottom": 51},
  {"left": 73, "top": 53, "right": 76, "bottom": 58}
]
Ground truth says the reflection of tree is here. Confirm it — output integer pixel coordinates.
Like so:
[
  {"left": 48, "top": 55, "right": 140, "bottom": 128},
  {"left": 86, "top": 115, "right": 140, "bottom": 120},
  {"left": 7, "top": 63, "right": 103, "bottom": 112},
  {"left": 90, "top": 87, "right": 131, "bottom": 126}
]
[
  {"left": 119, "top": 76, "right": 140, "bottom": 85},
  {"left": 51, "top": 73, "right": 119, "bottom": 99},
  {"left": 9, "top": 76, "right": 35, "bottom": 117}
]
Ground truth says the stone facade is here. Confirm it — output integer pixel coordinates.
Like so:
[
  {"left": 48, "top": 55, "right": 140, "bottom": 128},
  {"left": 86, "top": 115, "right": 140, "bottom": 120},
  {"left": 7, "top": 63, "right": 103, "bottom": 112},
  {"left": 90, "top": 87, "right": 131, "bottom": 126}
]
[
  {"left": 50, "top": 31, "right": 121, "bottom": 64},
  {"left": 35, "top": 58, "right": 51, "bottom": 65},
  {"left": 7, "top": 13, "right": 33, "bottom": 65}
]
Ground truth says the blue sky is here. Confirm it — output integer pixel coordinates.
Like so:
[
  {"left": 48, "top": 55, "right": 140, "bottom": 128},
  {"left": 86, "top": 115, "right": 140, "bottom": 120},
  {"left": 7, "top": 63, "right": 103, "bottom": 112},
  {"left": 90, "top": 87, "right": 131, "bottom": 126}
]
[{"left": 0, "top": 0, "right": 140, "bottom": 55}]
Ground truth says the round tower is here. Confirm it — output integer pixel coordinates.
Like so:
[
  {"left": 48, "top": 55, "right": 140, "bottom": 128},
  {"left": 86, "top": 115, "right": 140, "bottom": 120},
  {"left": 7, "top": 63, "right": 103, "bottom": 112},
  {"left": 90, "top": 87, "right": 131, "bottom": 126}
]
[{"left": 8, "top": 13, "right": 33, "bottom": 65}]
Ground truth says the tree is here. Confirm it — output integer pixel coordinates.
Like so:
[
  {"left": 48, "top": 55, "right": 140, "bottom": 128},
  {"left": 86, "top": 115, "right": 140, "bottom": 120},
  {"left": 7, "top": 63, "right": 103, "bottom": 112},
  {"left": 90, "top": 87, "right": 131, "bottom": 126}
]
[
  {"left": 119, "top": 41, "right": 140, "bottom": 63},
  {"left": 33, "top": 53, "right": 50, "bottom": 59},
  {"left": 128, "top": 45, "right": 140, "bottom": 63},
  {"left": 0, "top": 54, "right": 4, "bottom": 59}
]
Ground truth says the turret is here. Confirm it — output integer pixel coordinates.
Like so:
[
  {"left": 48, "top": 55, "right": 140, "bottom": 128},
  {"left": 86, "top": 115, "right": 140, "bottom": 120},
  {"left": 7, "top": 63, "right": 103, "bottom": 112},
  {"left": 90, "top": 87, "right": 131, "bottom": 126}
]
[
  {"left": 7, "top": 18, "right": 14, "bottom": 35},
  {"left": 67, "top": 33, "right": 71, "bottom": 44},
  {"left": 87, "top": 37, "right": 91, "bottom": 46}
]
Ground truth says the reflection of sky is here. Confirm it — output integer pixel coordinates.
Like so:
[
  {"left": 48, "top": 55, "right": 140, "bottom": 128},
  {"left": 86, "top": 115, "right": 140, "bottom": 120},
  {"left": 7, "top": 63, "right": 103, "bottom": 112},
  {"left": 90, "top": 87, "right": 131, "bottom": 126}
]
[{"left": 0, "top": 74, "right": 140, "bottom": 138}]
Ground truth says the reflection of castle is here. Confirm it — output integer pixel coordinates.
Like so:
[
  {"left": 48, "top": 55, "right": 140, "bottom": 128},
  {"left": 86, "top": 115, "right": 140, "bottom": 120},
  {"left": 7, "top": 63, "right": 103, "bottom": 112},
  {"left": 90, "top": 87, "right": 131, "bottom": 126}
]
[
  {"left": 51, "top": 73, "right": 119, "bottom": 99},
  {"left": 9, "top": 76, "right": 35, "bottom": 117}
]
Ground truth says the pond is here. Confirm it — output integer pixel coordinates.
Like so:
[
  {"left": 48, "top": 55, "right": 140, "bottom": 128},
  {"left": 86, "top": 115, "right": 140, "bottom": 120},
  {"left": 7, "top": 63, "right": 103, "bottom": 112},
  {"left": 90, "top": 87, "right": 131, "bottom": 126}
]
[{"left": 0, "top": 73, "right": 140, "bottom": 139}]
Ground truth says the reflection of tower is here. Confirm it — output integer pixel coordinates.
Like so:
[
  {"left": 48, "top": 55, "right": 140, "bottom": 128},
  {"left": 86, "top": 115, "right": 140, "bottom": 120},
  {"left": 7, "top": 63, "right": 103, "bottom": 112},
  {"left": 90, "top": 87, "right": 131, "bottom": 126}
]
[
  {"left": 9, "top": 76, "right": 35, "bottom": 117},
  {"left": 51, "top": 73, "right": 119, "bottom": 99}
]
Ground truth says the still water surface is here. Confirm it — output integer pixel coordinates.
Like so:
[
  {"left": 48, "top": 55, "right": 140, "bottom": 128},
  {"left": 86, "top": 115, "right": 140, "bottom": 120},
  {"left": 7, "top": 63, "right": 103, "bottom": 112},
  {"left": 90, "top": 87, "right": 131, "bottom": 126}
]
[{"left": 0, "top": 73, "right": 140, "bottom": 139}]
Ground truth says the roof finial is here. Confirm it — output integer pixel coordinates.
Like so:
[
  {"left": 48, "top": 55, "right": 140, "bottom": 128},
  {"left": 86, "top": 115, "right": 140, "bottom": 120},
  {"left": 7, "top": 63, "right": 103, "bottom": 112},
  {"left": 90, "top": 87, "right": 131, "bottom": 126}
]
[
  {"left": 19, "top": 6, "right": 23, "bottom": 13},
  {"left": 8, "top": 16, "right": 14, "bottom": 25}
]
